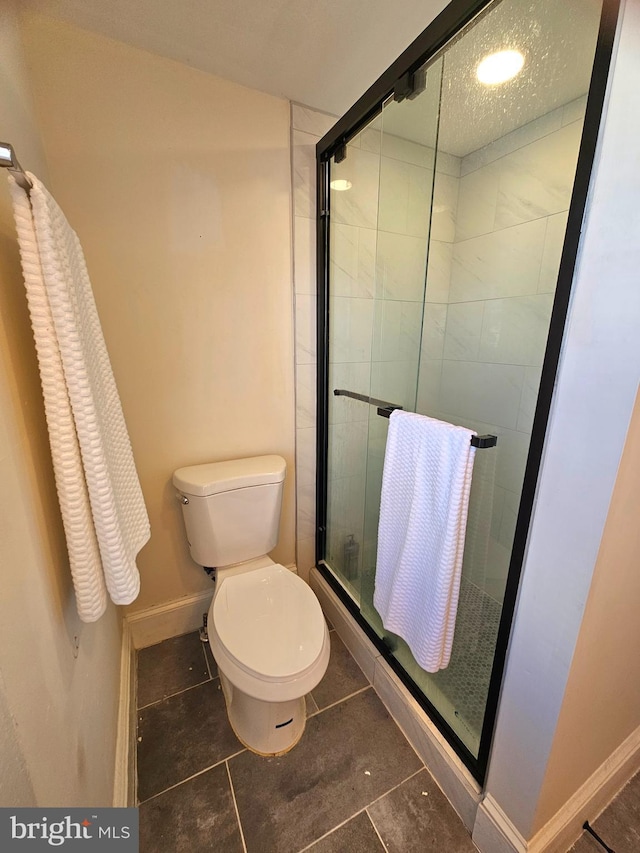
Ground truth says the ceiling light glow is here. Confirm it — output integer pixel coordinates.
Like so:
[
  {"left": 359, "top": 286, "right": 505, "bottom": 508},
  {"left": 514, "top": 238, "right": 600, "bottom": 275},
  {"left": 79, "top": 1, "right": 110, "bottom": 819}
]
[
  {"left": 477, "top": 50, "right": 524, "bottom": 85},
  {"left": 330, "top": 179, "right": 352, "bottom": 191}
]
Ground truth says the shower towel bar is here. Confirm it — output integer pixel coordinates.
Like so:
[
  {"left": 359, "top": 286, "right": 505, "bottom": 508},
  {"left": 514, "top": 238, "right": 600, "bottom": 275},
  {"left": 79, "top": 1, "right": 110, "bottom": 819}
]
[
  {"left": 0, "top": 142, "right": 33, "bottom": 192},
  {"left": 333, "top": 388, "right": 498, "bottom": 449}
]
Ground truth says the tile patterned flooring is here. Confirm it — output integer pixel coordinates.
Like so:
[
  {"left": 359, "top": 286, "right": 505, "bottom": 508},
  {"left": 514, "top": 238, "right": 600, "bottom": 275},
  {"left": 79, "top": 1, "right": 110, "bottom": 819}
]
[
  {"left": 136, "top": 628, "right": 478, "bottom": 852},
  {"left": 136, "top": 628, "right": 640, "bottom": 852}
]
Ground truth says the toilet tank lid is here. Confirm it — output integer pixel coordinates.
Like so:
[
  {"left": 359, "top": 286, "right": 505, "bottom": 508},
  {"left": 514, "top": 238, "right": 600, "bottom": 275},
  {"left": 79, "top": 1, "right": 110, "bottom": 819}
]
[{"left": 173, "top": 455, "right": 286, "bottom": 497}]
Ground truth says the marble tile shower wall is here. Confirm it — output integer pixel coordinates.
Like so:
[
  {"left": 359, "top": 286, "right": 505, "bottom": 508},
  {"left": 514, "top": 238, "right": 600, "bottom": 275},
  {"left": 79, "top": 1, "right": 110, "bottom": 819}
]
[
  {"left": 323, "top": 126, "right": 379, "bottom": 578},
  {"left": 350, "top": 126, "right": 461, "bottom": 576},
  {"left": 418, "top": 96, "right": 587, "bottom": 599},
  {"left": 326, "top": 122, "right": 460, "bottom": 577},
  {"left": 291, "top": 98, "right": 585, "bottom": 593},
  {"left": 326, "top": 126, "right": 380, "bottom": 577}
]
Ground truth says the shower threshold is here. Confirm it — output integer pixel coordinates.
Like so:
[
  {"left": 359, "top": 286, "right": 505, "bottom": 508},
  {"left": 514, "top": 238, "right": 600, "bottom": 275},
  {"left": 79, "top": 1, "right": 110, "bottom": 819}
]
[
  {"left": 310, "top": 565, "right": 482, "bottom": 830},
  {"left": 320, "top": 561, "right": 500, "bottom": 759}
]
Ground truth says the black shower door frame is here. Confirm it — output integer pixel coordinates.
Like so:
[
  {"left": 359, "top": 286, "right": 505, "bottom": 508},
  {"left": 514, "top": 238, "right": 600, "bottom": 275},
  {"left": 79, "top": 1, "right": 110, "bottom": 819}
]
[{"left": 314, "top": 0, "right": 621, "bottom": 783}]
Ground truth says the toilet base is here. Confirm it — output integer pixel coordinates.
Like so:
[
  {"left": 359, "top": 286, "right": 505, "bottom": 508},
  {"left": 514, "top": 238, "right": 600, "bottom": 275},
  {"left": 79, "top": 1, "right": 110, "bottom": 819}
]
[{"left": 219, "top": 671, "right": 306, "bottom": 756}]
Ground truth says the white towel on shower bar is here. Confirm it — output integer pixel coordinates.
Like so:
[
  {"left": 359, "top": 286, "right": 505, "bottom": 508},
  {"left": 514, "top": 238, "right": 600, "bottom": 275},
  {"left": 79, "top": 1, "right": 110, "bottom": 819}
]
[
  {"left": 373, "top": 410, "right": 476, "bottom": 672},
  {"left": 9, "top": 173, "right": 150, "bottom": 621}
]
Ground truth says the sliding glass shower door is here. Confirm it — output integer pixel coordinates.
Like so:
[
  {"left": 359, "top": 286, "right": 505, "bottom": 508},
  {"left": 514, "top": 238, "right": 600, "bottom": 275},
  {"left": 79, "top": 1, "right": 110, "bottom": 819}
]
[
  {"left": 320, "top": 0, "right": 607, "bottom": 774},
  {"left": 327, "top": 58, "right": 443, "bottom": 610}
]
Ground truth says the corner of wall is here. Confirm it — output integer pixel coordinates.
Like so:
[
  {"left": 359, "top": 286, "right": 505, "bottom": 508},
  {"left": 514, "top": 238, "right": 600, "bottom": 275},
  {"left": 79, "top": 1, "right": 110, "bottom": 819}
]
[{"left": 113, "top": 617, "right": 136, "bottom": 807}]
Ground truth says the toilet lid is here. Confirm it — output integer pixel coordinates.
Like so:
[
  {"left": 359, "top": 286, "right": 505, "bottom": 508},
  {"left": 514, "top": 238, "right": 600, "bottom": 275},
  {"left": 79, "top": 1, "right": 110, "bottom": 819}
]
[{"left": 213, "top": 564, "right": 326, "bottom": 680}]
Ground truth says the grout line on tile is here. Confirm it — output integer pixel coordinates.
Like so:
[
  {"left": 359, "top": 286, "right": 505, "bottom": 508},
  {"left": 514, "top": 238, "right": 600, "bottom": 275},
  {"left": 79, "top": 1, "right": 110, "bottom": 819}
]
[
  {"left": 202, "top": 641, "right": 213, "bottom": 680},
  {"left": 308, "top": 685, "right": 371, "bottom": 717},
  {"left": 364, "top": 766, "right": 425, "bottom": 813},
  {"left": 365, "top": 808, "right": 390, "bottom": 852},
  {"left": 137, "top": 675, "right": 216, "bottom": 711},
  {"left": 137, "top": 748, "right": 246, "bottom": 806},
  {"left": 295, "top": 807, "right": 369, "bottom": 853},
  {"left": 295, "top": 766, "right": 425, "bottom": 852},
  {"left": 226, "top": 760, "right": 248, "bottom": 853}
]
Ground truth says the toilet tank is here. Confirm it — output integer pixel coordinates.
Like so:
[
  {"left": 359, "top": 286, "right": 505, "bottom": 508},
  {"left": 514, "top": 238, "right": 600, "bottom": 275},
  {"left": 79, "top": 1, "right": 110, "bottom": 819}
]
[{"left": 173, "top": 455, "right": 286, "bottom": 568}]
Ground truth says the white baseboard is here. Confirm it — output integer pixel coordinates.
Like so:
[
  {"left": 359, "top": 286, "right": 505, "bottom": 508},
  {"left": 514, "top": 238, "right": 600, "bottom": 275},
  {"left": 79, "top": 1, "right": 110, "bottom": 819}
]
[
  {"left": 473, "top": 723, "right": 640, "bottom": 853},
  {"left": 528, "top": 722, "right": 640, "bottom": 853},
  {"left": 126, "top": 589, "right": 214, "bottom": 650},
  {"left": 473, "top": 796, "right": 528, "bottom": 853},
  {"left": 113, "top": 619, "right": 134, "bottom": 807}
]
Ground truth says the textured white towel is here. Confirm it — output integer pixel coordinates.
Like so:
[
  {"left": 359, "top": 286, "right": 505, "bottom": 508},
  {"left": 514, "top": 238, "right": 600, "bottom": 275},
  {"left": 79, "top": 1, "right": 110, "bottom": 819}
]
[
  {"left": 10, "top": 173, "right": 150, "bottom": 621},
  {"left": 373, "top": 410, "right": 476, "bottom": 672}
]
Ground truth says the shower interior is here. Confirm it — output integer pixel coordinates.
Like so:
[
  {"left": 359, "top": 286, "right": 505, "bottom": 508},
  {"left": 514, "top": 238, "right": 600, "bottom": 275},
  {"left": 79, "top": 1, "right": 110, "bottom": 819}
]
[{"left": 320, "top": 0, "right": 604, "bottom": 770}]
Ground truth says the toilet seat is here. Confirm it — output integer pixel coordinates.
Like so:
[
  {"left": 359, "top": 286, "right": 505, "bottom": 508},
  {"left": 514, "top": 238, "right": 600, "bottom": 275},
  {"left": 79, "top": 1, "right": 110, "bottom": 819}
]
[{"left": 209, "top": 564, "right": 330, "bottom": 702}]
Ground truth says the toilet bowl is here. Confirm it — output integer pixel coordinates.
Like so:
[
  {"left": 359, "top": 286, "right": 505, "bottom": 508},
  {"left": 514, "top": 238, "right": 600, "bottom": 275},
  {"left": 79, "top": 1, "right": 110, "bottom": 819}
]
[
  {"left": 173, "top": 455, "right": 330, "bottom": 755},
  {"left": 209, "top": 558, "right": 330, "bottom": 754}
]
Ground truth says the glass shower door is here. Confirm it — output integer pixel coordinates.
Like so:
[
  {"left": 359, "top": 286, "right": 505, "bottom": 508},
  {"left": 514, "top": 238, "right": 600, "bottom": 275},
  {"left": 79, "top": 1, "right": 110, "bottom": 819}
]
[
  {"left": 326, "top": 57, "right": 443, "bottom": 609},
  {"left": 359, "top": 61, "right": 443, "bottom": 634},
  {"left": 322, "top": 0, "right": 604, "bottom": 768},
  {"left": 324, "top": 119, "right": 381, "bottom": 602},
  {"left": 358, "top": 56, "right": 495, "bottom": 755}
]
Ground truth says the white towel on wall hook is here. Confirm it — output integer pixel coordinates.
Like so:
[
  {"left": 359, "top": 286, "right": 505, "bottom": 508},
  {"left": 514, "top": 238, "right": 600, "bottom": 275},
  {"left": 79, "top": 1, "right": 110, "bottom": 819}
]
[
  {"left": 9, "top": 173, "right": 150, "bottom": 622},
  {"left": 373, "top": 410, "right": 476, "bottom": 672}
]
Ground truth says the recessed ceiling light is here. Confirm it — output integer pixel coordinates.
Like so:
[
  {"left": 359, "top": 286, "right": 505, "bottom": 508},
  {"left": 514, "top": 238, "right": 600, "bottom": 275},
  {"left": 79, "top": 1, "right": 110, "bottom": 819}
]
[
  {"left": 330, "top": 179, "right": 352, "bottom": 191},
  {"left": 477, "top": 50, "right": 524, "bottom": 85}
]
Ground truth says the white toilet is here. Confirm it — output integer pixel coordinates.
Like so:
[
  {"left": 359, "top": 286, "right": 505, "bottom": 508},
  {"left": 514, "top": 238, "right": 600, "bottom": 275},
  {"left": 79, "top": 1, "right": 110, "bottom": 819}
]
[{"left": 173, "top": 455, "right": 330, "bottom": 756}]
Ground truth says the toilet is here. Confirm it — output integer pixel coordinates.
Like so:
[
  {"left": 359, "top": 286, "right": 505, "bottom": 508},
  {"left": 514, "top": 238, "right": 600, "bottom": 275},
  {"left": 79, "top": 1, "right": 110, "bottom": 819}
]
[{"left": 173, "top": 455, "right": 330, "bottom": 756}]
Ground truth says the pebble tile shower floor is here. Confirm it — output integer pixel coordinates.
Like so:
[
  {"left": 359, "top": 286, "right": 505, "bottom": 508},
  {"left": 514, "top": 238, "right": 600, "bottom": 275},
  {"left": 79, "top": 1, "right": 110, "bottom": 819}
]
[
  {"left": 135, "top": 626, "right": 478, "bottom": 852},
  {"left": 431, "top": 577, "right": 501, "bottom": 748}
]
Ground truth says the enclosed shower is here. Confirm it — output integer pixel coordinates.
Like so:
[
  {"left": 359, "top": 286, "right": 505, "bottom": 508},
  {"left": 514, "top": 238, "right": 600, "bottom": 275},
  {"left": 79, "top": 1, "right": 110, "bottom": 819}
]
[{"left": 315, "top": 0, "right": 611, "bottom": 780}]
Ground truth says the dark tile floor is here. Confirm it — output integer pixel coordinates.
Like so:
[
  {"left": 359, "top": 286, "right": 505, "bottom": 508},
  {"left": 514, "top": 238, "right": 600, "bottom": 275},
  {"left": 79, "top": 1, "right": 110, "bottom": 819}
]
[
  {"left": 136, "top": 627, "right": 479, "bottom": 852},
  {"left": 570, "top": 769, "right": 640, "bottom": 853}
]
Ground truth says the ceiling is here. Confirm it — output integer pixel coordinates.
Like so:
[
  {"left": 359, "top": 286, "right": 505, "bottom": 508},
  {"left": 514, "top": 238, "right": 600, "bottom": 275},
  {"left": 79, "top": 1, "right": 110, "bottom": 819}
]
[
  {"left": 381, "top": 0, "right": 603, "bottom": 156},
  {"left": 22, "top": 0, "right": 603, "bottom": 157},
  {"left": 21, "top": 0, "right": 450, "bottom": 117}
]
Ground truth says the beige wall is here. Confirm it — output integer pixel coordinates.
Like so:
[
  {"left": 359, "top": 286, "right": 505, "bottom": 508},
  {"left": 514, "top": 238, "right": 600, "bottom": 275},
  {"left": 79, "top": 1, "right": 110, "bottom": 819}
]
[
  {"left": 20, "top": 13, "right": 296, "bottom": 611},
  {"left": 0, "top": 1, "right": 121, "bottom": 806},
  {"left": 0, "top": 672, "right": 35, "bottom": 805},
  {"left": 533, "top": 388, "right": 640, "bottom": 830}
]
